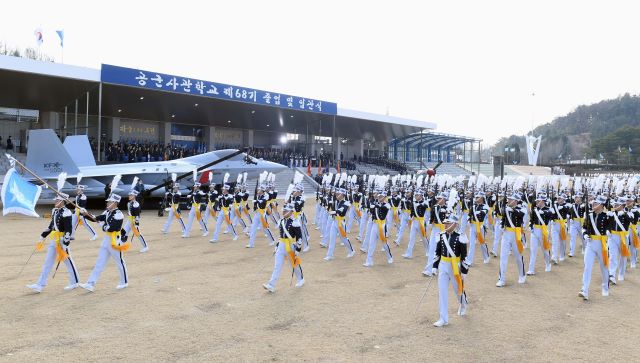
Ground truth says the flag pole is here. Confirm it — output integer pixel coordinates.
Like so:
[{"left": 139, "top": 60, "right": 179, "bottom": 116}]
[{"left": 5, "top": 154, "right": 81, "bottom": 210}]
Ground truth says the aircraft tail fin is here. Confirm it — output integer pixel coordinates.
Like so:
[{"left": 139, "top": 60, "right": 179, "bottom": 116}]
[
  {"left": 26, "top": 129, "right": 80, "bottom": 179},
  {"left": 63, "top": 135, "right": 96, "bottom": 166}
]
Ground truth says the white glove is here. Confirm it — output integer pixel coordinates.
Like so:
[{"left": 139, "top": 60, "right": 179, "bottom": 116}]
[
  {"left": 431, "top": 268, "right": 438, "bottom": 275},
  {"left": 505, "top": 206, "right": 513, "bottom": 212}
]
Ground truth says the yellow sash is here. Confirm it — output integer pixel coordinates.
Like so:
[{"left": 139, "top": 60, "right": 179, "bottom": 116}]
[
  {"left": 233, "top": 202, "right": 242, "bottom": 221},
  {"left": 336, "top": 216, "right": 347, "bottom": 238},
  {"left": 534, "top": 224, "right": 550, "bottom": 250},
  {"left": 611, "top": 230, "right": 631, "bottom": 257},
  {"left": 555, "top": 219, "right": 568, "bottom": 241},
  {"left": 258, "top": 208, "right": 269, "bottom": 228},
  {"left": 127, "top": 216, "right": 140, "bottom": 237},
  {"left": 631, "top": 224, "right": 640, "bottom": 249},
  {"left": 75, "top": 209, "right": 83, "bottom": 226},
  {"left": 415, "top": 217, "right": 426, "bottom": 237},
  {"left": 441, "top": 256, "right": 463, "bottom": 295},
  {"left": 392, "top": 206, "right": 399, "bottom": 224},
  {"left": 433, "top": 223, "right": 445, "bottom": 232},
  {"left": 222, "top": 206, "right": 232, "bottom": 225},
  {"left": 51, "top": 231, "right": 68, "bottom": 263},
  {"left": 192, "top": 203, "right": 202, "bottom": 221},
  {"left": 591, "top": 234, "right": 609, "bottom": 267},
  {"left": 244, "top": 204, "right": 251, "bottom": 216},
  {"left": 107, "top": 231, "right": 130, "bottom": 252},
  {"left": 375, "top": 220, "right": 387, "bottom": 243},
  {"left": 505, "top": 227, "right": 524, "bottom": 254},
  {"left": 280, "top": 237, "right": 301, "bottom": 268},
  {"left": 353, "top": 202, "right": 362, "bottom": 218},
  {"left": 172, "top": 204, "right": 184, "bottom": 221},
  {"left": 472, "top": 220, "right": 485, "bottom": 244},
  {"left": 488, "top": 206, "right": 495, "bottom": 225}
]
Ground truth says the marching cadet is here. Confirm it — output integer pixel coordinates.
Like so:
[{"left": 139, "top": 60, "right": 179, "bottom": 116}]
[
  {"left": 579, "top": 195, "right": 611, "bottom": 300},
  {"left": 395, "top": 188, "right": 413, "bottom": 246},
  {"left": 424, "top": 193, "right": 448, "bottom": 276},
  {"left": 80, "top": 193, "right": 129, "bottom": 292},
  {"left": 203, "top": 181, "right": 219, "bottom": 226},
  {"left": 267, "top": 182, "right": 280, "bottom": 223},
  {"left": 26, "top": 193, "right": 80, "bottom": 293},
  {"left": 360, "top": 190, "right": 379, "bottom": 253},
  {"left": 389, "top": 187, "right": 402, "bottom": 232},
  {"left": 241, "top": 183, "right": 252, "bottom": 224},
  {"left": 320, "top": 187, "right": 335, "bottom": 247},
  {"left": 569, "top": 192, "right": 586, "bottom": 256},
  {"left": 466, "top": 191, "right": 490, "bottom": 265},
  {"left": 246, "top": 184, "right": 276, "bottom": 248},
  {"left": 262, "top": 203, "right": 305, "bottom": 292},
  {"left": 162, "top": 182, "right": 186, "bottom": 234},
  {"left": 432, "top": 213, "right": 469, "bottom": 327},
  {"left": 402, "top": 188, "right": 429, "bottom": 259},
  {"left": 324, "top": 188, "right": 356, "bottom": 260},
  {"left": 313, "top": 186, "right": 323, "bottom": 226},
  {"left": 550, "top": 193, "right": 571, "bottom": 264},
  {"left": 626, "top": 196, "right": 640, "bottom": 269},
  {"left": 124, "top": 189, "right": 148, "bottom": 253},
  {"left": 232, "top": 184, "right": 248, "bottom": 233},
  {"left": 291, "top": 184, "right": 310, "bottom": 251},
  {"left": 182, "top": 182, "right": 208, "bottom": 238},
  {"left": 346, "top": 184, "right": 362, "bottom": 234},
  {"left": 210, "top": 184, "right": 238, "bottom": 242},
  {"left": 71, "top": 184, "right": 98, "bottom": 241},
  {"left": 608, "top": 197, "right": 632, "bottom": 284},
  {"left": 528, "top": 193, "right": 553, "bottom": 275},
  {"left": 363, "top": 191, "right": 393, "bottom": 267},
  {"left": 357, "top": 189, "right": 372, "bottom": 242},
  {"left": 496, "top": 192, "right": 527, "bottom": 287},
  {"left": 459, "top": 190, "right": 473, "bottom": 238},
  {"left": 490, "top": 191, "right": 504, "bottom": 257}
]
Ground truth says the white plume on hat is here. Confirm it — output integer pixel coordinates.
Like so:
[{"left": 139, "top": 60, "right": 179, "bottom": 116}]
[
  {"left": 208, "top": 171, "right": 213, "bottom": 183},
  {"left": 237, "top": 173, "right": 242, "bottom": 184},
  {"left": 131, "top": 176, "right": 139, "bottom": 190},
  {"left": 171, "top": 173, "right": 177, "bottom": 182},
  {"left": 56, "top": 172, "right": 67, "bottom": 191},
  {"left": 76, "top": 172, "right": 83, "bottom": 185},
  {"left": 110, "top": 174, "right": 122, "bottom": 192},
  {"left": 223, "top": 172, "right": 230, "bottom": 185},
  {"left": 243, "top": 172, "right": 248, "bottom": 184}
]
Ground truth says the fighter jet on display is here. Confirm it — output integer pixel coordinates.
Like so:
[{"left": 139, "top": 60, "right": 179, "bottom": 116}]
[{"left": 25, "top": 129, "right": 286, "bottom": 198}]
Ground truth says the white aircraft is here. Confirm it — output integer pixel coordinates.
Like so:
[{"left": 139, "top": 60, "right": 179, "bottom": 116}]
[{"left": 25, "top": 129, "right": 286, "bottom": 198}]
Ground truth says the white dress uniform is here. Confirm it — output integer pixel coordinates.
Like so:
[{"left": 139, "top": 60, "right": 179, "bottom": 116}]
[
  {"left": 403, "top": 196, "right": 428, "bottom": 259},
  {"left": 263, "top": 211, "right": 305, "bottom": 292},
  {"left": 579, "top": 201, "right": 611, "bottom": 300},
  {"left": 162, "top": 189, "right": 186, "bottom": 233},
  {"left": 182, "top": 186, "right": 208, "bottom": 238},
  {"left": 210, "top": 190, "right": 238, "bottom": 242},
  {"left": 27, "top": 200, "right": 80, "bottom": 293},
  {"left": 496, "top": 196, "right": 527, "bottom": 287},
  {"left": 123, "top": 193, "right": 148, "bottom": 252},
  {"left": 325, "top": 196, "right": 355, "bottom": 259},
  {"left": 364, "top": 198, "right": 393, "bottom": 266},
  {"left": 432, "top": 228, "right": 469, "bottom": 327},
  {"left": 81, "top": 196, "right": 129, "bottom": 291},
  {"left": 247, "top": 191, "right": 276, "bottom": 248}
]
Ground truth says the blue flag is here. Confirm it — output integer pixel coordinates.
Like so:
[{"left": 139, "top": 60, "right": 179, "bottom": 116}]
[
  {"left": 56, "top": 30, "right": 64, "bottom": 47},
  {"left": 1, "top": 168, "right": 42, "bottom": 217}
]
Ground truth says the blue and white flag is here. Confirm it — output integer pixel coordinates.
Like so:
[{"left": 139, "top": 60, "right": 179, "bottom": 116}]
[
  {"left": 1, "top": 168, "right": 42, "bottom": 217},
  {"left": 56, "top": 30, "right": 64, "bottom": 47}
]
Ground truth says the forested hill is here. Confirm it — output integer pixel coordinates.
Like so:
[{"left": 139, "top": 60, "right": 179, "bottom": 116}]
[{"left": 494, "top": 93, "right": 640, "bottom": 164}]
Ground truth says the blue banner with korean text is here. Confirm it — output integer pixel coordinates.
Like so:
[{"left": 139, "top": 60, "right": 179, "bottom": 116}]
[{"left": 101, "top": 64, "right": 337, "bottom": 115}]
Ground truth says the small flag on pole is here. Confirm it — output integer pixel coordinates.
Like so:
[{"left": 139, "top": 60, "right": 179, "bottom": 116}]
[
  {"left": 34, "top": 28, "right": 44, "bottom": 46},
  {"left": 1, "top": 168, "right": 42, "bottom": 217},
  {"left": 56, "top": 30, "right": 64, "bottom": 47}
]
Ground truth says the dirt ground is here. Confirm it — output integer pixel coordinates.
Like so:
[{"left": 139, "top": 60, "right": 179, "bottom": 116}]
[{"left": 1, "top": 200, "right": 640, "bottom": 362}]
